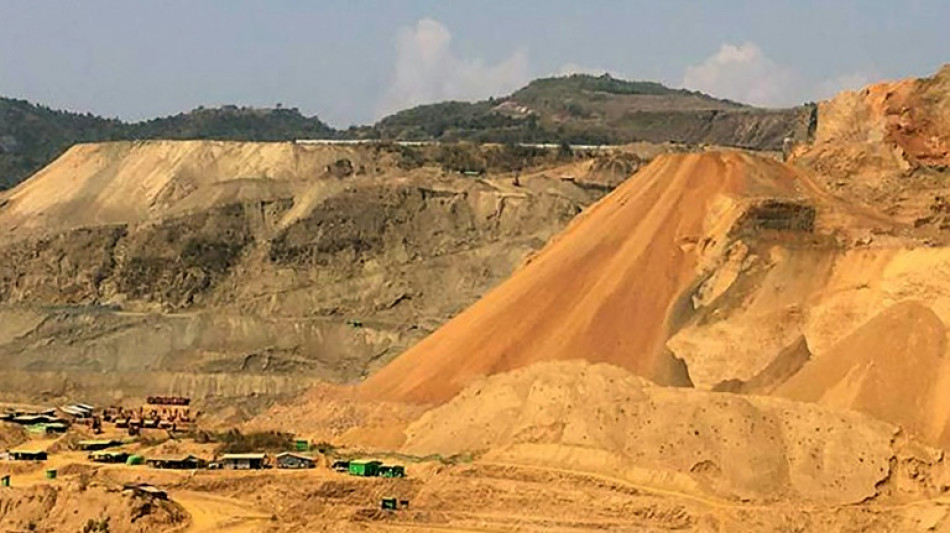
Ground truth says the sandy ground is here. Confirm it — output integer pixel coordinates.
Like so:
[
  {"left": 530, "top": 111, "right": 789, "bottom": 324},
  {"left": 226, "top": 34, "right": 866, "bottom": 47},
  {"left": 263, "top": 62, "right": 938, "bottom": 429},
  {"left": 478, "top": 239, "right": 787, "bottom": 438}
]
[
  {"left": 170, "top": 491, "right": 271, "bottom": 533},
  {"left": 4, "top": 446, "right": 950, "bottom": 532}
]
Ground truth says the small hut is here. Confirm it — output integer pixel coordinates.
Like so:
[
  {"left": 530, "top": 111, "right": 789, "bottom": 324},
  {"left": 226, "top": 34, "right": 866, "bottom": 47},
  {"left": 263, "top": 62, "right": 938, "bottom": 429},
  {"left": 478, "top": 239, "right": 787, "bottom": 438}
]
[
  {"left": 44, "top": 422, "right": 69, "bottom": 434},
  {"left": 77, "top": 439, "right": 122, "bottom": 452},
  {"left": 146, "top": 454, "right": 205, "bottom": 469},
  {"left": 379, "top": 465, "right": 406, "bottom": 478},
  {"left": 90, "top": 451, "right": 130, "bottom": 463},
  {"left": 220, "top": 453, "right": 266, "bottom": 470},
  {"left": 348, "top": 460, "right": 382, "bottom": 477},
  {"left": 8, "top": 449, "right": 47, "bottom": 461},
  {"left": 275, "top": 452, "right": 315, "bottom": 469},
  {"left": 11, "top": 415, "right": 60, "bottom": 426}
]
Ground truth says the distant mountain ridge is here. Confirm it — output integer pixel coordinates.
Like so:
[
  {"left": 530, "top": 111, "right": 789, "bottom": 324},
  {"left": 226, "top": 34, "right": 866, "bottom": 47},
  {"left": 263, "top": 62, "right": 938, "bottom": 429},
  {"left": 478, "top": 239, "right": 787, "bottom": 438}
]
[
  {"left": 367, "top": 74, "right": 813, "bottom": 148},
  {"left": 0, "top": 73, "right": 814, "bottom": 190},
  {"left": 0, "top": 99, "right": 336, "bottom": 190}
]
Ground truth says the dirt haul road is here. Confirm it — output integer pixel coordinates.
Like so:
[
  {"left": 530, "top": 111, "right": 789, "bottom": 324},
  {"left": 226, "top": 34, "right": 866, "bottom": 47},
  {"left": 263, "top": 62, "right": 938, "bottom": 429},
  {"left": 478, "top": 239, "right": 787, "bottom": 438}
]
[{"left": 170, "top": 491, "right": 270, "bottom": 533}]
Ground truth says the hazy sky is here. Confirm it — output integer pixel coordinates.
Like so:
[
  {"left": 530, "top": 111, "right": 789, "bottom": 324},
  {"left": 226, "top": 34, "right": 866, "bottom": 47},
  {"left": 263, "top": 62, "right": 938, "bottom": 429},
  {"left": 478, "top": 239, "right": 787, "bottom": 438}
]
[{"left": 1, "top": 1, "right": 947, "bottom": 127}]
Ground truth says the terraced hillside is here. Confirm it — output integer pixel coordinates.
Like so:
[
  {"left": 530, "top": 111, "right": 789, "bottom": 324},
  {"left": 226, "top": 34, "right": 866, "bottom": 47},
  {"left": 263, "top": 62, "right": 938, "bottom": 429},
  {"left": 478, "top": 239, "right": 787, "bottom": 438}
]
[{"left": 0, "top": 140, "right": 626, "bottom": 408}]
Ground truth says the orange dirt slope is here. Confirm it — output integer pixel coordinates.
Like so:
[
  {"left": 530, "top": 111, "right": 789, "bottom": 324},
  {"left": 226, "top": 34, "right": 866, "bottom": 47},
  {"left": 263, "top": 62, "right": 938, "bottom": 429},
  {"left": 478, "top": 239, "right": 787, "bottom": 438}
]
[
  {"left": 776, "top": 301, "right": 950, "bottom": 444},
  {"left": 361, "top": 151, "right": 810, "bottom": 404}
]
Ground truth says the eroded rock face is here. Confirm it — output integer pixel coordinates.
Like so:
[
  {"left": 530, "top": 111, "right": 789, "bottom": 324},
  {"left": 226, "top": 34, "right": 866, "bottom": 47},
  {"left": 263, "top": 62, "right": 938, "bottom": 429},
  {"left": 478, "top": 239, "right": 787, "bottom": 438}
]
[
  {"left": 792, "top": 64, "right": 950, "bottom": 229},
  {"left": 734, "top": 200, "right": 816, "bottom": 233},
  {"left": 0, "top": 140, "right": 608, "bottom": 405}
]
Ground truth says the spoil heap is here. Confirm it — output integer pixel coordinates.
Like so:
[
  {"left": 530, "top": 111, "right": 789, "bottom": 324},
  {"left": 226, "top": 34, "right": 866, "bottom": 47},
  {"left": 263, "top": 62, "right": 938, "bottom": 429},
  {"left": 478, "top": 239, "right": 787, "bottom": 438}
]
[{"left": 364, "top": 67, "right": 950, "bottom": 447}]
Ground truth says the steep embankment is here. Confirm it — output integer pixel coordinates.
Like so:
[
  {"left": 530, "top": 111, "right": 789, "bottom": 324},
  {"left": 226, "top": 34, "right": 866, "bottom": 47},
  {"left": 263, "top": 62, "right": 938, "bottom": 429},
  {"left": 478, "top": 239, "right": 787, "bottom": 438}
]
[
  {"left": 775, "top": 302, "right": 950, "bottom": 444},
  {"left": 361, "top": 151, "right": 819, "bottom": 403},
  {"left": 364, "top": 146, "right": 950, "bottom": 447},
  {"left": 0, "top": 140, "right": 616, "bottom": 405},
  {"left": 793, "top": 64, "right": 950, "bottom": 230}
]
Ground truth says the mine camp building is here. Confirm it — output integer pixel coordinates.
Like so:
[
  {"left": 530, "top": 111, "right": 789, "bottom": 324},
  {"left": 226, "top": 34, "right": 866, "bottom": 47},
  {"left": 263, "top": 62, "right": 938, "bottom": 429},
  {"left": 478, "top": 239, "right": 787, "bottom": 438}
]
[
  {"left": 60, "top": 404, "right": 94, "bottom": 418},
  {"left": 10, "top": 414, "right": 63, "bottom": 426},
  {"left": 8, "top": 449, "right": 47, "bottom": 461},
  {"left": 43, "top": 422, "right": 69, "bottom": 434},
  {"left": 348, "top": 460, "right": 382, "bottom": 477},
  {"left": 146, "top": 454, "right": 205, "bottom": 469},
  {"left": 77, "top": 439, "right": 122, "bottom": 451},
  {"left": 90, "top": 451, "right": 130, "bottom": 463},
  {"left": 379, "top": 465, "right": 406, "bottom": 478},
  {"left": 275, "top": 452, "right": 315, "bottom": 469},
  {"left": 220, "top": 453, "right": 266, "bottom": 470}
]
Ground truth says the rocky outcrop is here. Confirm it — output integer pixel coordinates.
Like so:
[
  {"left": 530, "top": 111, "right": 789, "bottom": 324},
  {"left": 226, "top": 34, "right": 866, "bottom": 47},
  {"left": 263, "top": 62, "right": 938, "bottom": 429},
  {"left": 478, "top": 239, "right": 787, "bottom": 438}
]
[
  {"left": 0, "top": 141, "right": 610, "bottom": 405},
  {"left": 792, "top": 64, "right": 950, "bottom": 229}
]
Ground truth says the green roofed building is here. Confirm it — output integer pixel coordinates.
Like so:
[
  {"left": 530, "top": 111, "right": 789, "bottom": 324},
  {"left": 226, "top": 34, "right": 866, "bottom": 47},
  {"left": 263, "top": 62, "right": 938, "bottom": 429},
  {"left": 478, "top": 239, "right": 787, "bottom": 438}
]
[{"left": 348, "top": 460, "right": 382, "bottom": 477}]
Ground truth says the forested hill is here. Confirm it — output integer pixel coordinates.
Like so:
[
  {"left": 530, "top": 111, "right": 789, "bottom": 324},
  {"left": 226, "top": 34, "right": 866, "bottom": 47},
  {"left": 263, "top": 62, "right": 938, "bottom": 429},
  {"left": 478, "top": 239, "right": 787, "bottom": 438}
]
[
  {"left": 365, "top": 74, "right": 814, "bottom": 149},
  {"left": 0, "top": 73, "right": 814, "bottom": 190},
  {"left": 0, "top": 99, "right": 335, "bottom": 190},
  {"left": 0, "top": 97, "right": 125, "bottom": 189}
]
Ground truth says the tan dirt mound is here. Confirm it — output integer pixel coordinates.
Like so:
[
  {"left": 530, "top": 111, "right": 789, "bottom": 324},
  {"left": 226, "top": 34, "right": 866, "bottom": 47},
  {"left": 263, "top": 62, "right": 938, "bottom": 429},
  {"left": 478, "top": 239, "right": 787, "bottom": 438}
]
[
  {"left": 361, "top": 151, "right": 812, "bottom": 404},
  {"left": 0, "top": 421, "right": 27, "bottom": 449},
  {"left": 0, "top": 140, "right": 355, "bottom": 236},
  {"left": 401, "top": 360, "right": 950, "bottom": 506},
  {"left": 0, "top": 481, "right": 186, "bottom": 533},
  {"left": 776, "top": 301, "right": 950, "bottom": 444}
]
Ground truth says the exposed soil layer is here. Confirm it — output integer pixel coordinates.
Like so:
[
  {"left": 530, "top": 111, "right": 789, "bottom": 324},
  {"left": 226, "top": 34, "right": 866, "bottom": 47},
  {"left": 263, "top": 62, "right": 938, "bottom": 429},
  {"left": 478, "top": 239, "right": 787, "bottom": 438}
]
[{"left": 0, "top": 141, "right": 630, "bottom": 405}]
